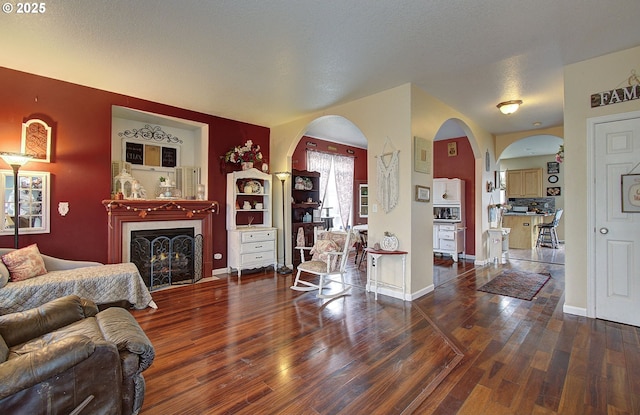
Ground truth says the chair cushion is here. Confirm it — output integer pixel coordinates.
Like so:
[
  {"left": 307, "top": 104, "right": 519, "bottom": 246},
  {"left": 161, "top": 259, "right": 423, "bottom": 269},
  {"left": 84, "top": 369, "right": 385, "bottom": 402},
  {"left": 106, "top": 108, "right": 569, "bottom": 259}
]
[
  {"left": 297, "top": 260, "right": 334, "bottom": 274},
  {"left": 1, "top": 244, "right": 47, "bottom": 282}
]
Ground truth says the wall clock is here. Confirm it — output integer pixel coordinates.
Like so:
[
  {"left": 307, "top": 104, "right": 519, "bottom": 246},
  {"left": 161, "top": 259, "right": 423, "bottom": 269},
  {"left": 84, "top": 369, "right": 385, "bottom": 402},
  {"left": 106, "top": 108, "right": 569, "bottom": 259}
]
[{"left": 548, "top": 175, "right": 559, "bottom": 183}]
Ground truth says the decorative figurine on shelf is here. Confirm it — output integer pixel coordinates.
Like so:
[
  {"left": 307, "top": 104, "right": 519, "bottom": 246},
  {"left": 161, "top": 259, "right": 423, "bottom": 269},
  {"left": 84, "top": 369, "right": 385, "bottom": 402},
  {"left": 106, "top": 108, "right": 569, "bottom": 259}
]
[{"left": 243, "top": 201, "right": 252, "bottom": 210}]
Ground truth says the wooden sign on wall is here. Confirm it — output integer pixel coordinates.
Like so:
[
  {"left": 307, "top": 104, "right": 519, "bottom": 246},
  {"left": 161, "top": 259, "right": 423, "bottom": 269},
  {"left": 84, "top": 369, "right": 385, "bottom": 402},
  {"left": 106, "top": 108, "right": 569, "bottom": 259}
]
[{"left": 591, "top": 84, "right": 640, "bottom": 108}]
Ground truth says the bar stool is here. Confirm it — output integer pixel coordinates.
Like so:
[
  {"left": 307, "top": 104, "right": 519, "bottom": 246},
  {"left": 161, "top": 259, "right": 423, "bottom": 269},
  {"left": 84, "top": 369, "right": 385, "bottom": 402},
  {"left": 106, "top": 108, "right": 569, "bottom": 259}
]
[{"left": 536, "top": 209, "right": 563, "bottom": 248}]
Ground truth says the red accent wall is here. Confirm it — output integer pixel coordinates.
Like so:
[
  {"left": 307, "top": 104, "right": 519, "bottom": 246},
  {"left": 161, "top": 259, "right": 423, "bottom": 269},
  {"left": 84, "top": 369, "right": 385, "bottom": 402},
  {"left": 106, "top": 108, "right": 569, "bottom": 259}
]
[
  {"left": 292, "top": 136, "right": 368, "bottom": 224},
  {"left": 433, "top": 137, "right": 475, "bottom": 255},
  {"left": 0, "top": 67, "right": 269, "bottom": 268}
]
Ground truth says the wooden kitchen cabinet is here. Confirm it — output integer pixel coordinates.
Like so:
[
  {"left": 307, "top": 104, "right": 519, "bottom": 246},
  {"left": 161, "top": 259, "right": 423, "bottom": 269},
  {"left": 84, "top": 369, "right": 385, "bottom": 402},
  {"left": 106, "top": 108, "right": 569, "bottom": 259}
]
[
  {"left": 506, "top": 168, "right": 542, "bottom": 198},
  {"left": 502, "top": 214, "right": 548, "bottom": 249}
]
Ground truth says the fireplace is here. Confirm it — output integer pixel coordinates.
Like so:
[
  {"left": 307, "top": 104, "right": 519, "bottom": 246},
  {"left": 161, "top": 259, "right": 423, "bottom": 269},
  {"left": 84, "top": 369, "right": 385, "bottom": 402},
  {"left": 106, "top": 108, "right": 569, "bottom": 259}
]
[
  {"left": 103, "top": 200, "right": 218, "bottom": 279},
  {"left": 130, "top": 227, "right": 203, "bottom": 290}
]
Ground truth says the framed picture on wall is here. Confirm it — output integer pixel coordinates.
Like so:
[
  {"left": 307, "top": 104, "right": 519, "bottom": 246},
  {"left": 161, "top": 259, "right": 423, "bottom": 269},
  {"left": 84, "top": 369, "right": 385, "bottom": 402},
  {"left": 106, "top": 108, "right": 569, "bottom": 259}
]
[
  {"left": 21, "top": 119, "right": 52, "bottom": 162},
  {"left": 448, "top": 142, "right": 457, "bottom": 157},
  {"left": 414, "top": 136, "right": 431, "bottom": 174},
  {"left": 621, "top": 174, "right": 640, "bottom": 212},
  {"left": 547, "top": 161, "right": 560, "bottom": 174},
  {"left": 547, "top": 187, "right": 561, "bottom": 196},
  {"left": 415, "top": 185, "right": 430, "bottom": 202}
]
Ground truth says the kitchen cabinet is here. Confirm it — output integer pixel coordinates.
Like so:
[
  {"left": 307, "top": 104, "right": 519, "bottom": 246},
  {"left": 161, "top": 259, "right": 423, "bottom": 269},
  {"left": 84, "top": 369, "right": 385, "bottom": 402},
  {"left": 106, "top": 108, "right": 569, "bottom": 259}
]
[
  {"left": 502, "top": 214, "right": 550, "bottom": 249},
  {"left": 506, "top": 168, "right": 542, "bottom": 198},
  {"left": 433, "top": 178, "right": 463, "bottom": 204},
  {"left": 226, "top": 168, "right": 276, "bottom": 276},
  {"left": 433, "top": 223, "right": 465, "bottom": 261}
]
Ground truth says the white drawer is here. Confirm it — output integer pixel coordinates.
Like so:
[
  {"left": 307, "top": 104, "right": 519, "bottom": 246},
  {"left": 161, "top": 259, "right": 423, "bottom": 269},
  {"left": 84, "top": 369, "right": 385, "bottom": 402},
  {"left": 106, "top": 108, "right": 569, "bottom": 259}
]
[
  {"left": 438, "top": 224, "right": 456, "bottom": 231},
  {"left": 439, "top": 239, "right": 456, "bottom": 250},
  {"left": 439, "top": 230, "right": 455, "bottom": 240},
  {"left": 240, "top": 240, "right": 275, "bottom": 254},
  {"left": 241, "top": 230, "right": 276, "bottom": 243},
  {"left": 241, "top": 252, "right": 272, "bottom": 264}
]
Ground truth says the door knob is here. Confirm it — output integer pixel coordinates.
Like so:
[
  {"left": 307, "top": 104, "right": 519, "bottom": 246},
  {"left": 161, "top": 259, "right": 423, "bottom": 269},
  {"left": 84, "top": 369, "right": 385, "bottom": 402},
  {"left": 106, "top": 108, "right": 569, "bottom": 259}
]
[{"left": 599, "top": 227, "right": 609, "bottom": 234}]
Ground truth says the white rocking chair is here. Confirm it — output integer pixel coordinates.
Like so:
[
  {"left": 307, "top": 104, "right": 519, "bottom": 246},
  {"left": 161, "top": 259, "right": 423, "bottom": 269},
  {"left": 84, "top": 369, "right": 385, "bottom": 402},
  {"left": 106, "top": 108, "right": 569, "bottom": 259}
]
[{"left": 291, "top": 230, "right": 354, "bottom": 299}]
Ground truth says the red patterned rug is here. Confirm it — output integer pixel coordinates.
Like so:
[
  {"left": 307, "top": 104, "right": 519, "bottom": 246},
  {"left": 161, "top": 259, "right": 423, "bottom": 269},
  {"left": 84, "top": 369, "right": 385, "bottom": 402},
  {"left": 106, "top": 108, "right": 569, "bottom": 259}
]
[{"left": 477, "top": 270, "right": 551, "bottom": 301}]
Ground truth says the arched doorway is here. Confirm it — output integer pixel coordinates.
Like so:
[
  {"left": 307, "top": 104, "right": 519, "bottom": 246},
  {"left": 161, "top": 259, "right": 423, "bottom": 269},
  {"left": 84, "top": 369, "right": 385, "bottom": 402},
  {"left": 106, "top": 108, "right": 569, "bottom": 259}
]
[
  {"left": 497, "top": 133, "right": 564, "bottom": 261},
  {"left": 432, "top": 119, "right": 477, "bottom": 286},
  {"left": 279, "top": 115, "right": 369, "bottom": 269}
]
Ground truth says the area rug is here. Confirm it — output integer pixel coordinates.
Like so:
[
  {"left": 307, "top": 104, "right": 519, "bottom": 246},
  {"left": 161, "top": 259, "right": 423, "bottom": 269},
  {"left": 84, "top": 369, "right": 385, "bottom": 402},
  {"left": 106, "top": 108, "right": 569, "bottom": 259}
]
[{"left": 477, "top": 270, "right": 551, "bottom": 301}]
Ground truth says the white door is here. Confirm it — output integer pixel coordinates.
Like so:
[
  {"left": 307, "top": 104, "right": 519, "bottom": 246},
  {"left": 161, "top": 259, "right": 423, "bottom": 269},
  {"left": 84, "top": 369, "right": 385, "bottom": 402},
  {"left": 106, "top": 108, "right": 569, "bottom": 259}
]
[{"left": 593, "top": 113, "right": 640, "bottom": 326}]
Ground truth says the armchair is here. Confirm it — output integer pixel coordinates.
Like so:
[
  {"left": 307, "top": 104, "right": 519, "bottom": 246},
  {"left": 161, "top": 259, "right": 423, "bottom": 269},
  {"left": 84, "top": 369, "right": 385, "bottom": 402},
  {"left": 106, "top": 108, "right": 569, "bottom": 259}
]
[{"left": 0, "top": 295, "right": 155, "bottom": 415}]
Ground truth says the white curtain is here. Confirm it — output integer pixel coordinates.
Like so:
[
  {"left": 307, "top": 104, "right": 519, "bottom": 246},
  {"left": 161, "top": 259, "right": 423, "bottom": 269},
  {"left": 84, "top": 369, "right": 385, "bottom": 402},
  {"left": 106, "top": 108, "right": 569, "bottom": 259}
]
[
  {"left": 333, "top": 154, "right": 355, "bottom": 229},
  {"left": 307, "top": 151, "right": 333, "bottom": 207}
]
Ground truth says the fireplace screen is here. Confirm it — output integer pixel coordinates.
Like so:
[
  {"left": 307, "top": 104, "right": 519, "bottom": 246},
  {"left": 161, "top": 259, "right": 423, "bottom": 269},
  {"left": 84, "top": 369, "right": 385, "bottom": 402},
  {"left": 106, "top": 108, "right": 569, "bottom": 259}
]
[{"left": 130, "top": 228, "right": 203, "bottom": 290}]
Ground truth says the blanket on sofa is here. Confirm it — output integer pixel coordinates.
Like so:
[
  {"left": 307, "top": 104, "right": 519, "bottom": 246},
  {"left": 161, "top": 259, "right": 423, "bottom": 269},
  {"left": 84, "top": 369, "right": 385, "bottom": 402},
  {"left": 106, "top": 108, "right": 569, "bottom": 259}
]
[{"left": 0, "top": 262, "right": 154, "bottom": 314}]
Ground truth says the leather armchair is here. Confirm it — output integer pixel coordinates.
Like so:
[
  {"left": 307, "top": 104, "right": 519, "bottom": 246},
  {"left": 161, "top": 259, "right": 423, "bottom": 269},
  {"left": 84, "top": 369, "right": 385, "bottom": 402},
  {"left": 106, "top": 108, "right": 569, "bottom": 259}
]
[{"left": 0, "top": 295, "right": 155, "bottom": 415}]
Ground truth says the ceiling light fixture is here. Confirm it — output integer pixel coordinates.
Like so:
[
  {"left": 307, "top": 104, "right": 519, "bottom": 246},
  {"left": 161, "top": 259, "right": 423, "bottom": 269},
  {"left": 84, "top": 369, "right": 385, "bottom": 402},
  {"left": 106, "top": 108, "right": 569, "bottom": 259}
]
[{"left": 497, "top": 100, "right": 523, "bottom": 115}]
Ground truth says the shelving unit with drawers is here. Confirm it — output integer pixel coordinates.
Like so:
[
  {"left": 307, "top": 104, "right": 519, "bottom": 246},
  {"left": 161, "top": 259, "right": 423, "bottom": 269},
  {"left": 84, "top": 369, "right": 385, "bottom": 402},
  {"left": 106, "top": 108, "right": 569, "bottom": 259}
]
[{"left": 226, "top": 168, "right": 277, "bottom": 277}]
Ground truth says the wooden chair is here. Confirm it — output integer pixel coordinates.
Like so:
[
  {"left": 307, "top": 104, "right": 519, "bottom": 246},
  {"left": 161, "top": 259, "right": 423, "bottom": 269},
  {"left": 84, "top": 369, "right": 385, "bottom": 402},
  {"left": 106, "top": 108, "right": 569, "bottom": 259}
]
[{"left": 291, "top": 230, "right": 354, "bottom": 298}]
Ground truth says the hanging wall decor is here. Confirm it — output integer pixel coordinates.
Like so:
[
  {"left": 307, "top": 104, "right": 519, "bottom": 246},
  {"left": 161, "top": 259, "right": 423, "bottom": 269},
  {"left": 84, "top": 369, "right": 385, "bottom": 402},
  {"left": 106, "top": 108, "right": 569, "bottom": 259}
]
[
  {"left": 376, "top": 137, "right": 399, "bottom": 213},
  {"left": 621, "top": 173, "right": 640, "bottom": 212},
  {"left": 21, "top": 118, "right": 52, "bottom": 162}
]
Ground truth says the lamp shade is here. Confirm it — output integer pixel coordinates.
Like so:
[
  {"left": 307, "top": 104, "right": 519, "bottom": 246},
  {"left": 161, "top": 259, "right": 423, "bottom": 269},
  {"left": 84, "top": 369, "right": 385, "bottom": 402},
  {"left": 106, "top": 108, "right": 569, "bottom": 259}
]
[
  {"left": 0, "top": 152, "right": 33, "bottom": 166},
  {"left": 497, "top": 100, "right": 523, "bottom": 115},
  {"left": 274, "top": 171, "right": 291, "bottom": 181}
]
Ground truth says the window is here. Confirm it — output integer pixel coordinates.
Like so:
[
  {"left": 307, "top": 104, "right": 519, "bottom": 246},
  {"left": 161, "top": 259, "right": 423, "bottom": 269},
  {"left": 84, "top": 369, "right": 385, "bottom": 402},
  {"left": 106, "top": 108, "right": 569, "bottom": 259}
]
[{"left": 1, "top": 170, "right": 50, "bottom": 235}]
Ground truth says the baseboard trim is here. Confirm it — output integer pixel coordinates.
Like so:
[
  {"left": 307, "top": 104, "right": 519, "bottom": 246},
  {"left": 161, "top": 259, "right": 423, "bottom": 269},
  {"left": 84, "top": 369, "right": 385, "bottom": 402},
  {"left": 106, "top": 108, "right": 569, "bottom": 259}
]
[
  {"left": 563, "top": 304, "right": 587, "bottom": 317},
  {"left": 364, "top": 283, "right": 434, "bottom": 301}
]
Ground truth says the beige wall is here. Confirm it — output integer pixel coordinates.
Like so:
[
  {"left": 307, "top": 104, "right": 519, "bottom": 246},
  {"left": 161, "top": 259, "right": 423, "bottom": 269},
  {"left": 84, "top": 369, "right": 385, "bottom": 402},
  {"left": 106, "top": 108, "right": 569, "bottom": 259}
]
[
  {"left": 563, "top": 45, "right": 640, "bottom": 312},
  {"left": 271, "top": 83, "right": 494, "bottom": 299}
]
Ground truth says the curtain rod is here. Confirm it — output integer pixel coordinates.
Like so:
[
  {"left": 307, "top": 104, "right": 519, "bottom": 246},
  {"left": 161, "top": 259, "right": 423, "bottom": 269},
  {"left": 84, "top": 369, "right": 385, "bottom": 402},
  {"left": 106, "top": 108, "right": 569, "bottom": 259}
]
[{"left": 305, "top": 148, "right": 356, "bottom": 159}]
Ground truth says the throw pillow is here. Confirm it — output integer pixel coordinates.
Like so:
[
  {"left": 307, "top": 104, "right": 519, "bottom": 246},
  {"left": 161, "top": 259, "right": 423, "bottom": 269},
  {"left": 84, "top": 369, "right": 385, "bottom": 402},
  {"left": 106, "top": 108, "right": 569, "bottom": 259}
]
[
  {"left": 310, "top": 239, "right": 340, "bottom": 270},
  {"left": 0, "top": 261, "right": 9, "bottom": 288},
  {"left": 1, "top": 244, "right": 47, "bottom": 282}
]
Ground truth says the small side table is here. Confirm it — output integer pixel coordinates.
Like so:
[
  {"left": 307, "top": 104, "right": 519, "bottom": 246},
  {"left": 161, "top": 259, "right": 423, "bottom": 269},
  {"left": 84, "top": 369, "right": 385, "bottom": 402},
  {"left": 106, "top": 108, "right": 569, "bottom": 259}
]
[{"left": 365, "top": 248, "right": 408, "bottom": 300}]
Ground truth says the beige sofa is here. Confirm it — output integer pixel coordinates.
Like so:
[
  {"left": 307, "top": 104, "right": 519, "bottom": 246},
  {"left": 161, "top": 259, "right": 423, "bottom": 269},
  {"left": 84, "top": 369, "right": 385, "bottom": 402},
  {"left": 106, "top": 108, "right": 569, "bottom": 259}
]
[{"left": 0, "top": 248, "right": 156, "bottom": 315}]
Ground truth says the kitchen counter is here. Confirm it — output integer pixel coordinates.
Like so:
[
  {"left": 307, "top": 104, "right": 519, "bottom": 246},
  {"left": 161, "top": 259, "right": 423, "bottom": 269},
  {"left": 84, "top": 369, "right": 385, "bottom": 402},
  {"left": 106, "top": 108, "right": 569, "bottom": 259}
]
[{"left": 502, "top": 213, "right": 552, "bottom": 249}]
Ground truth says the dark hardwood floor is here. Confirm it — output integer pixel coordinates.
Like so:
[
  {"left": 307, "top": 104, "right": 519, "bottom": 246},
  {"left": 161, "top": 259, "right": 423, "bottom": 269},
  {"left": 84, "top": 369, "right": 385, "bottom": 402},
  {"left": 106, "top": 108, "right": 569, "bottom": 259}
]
[{"left": 132, "top": 246, "right": 640, "bottom": 414}]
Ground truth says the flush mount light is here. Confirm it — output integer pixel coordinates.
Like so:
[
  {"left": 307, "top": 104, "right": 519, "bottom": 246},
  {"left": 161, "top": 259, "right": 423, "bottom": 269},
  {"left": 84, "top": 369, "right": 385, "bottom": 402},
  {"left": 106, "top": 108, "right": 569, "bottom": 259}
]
[{"left": 497, "top": 100, "right": 523, "bottom": 115}]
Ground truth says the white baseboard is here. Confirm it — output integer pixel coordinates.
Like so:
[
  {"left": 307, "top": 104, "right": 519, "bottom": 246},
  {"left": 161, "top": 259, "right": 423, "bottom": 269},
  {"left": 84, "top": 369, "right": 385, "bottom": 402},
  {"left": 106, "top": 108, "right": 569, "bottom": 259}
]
[
  {"left": 563, "top": 304, "right": 587, "bottom": 317},
  {"left": 213, "top": 267, "right": 229, "bottom": 276},
  {"left": 365, "top": 283, "right": 434, "bottom": 301},
  {"left": 409, "top": 284, "right": 434, "bottom": 300}
]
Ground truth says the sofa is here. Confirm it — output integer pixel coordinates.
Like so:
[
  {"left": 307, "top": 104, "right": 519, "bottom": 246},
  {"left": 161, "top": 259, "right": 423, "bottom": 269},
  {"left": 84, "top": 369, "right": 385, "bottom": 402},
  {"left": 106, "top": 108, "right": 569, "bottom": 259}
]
[
  {"left": 0, "top": 295, "right": 155, "bottom": 415},
  {"left": 0, "top": 246, "right": 156, "bottom": 314}
]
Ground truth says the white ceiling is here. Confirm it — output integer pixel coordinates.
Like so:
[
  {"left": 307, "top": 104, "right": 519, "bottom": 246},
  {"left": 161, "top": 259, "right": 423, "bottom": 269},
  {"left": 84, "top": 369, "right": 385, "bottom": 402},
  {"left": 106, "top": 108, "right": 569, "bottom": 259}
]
[{"left": 2, "top": 1, "right": 639, "bottom": 157}]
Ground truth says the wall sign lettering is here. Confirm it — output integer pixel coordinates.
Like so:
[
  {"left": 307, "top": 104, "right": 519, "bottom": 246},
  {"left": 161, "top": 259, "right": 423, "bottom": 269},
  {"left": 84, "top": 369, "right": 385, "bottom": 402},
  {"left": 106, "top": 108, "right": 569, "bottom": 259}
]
[
  {"left": 591, "top": 84, "right": 640, "bottom": 108},
  {"left": 125, "top": 142, "right": 144, "bottom": 164}
]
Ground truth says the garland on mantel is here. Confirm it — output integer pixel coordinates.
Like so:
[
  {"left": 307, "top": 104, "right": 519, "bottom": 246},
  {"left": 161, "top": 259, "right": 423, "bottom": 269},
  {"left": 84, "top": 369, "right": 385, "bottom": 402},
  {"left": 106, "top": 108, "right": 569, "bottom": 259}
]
[{"left": 105, "top": 201, "right": 219, "bottom": 219}]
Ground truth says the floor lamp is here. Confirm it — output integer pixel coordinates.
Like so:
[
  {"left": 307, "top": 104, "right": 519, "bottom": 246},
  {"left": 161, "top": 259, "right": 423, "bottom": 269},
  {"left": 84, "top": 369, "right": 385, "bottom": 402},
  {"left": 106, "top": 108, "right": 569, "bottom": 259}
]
[
  {"left": 0, "top": 152, "right": 33, "bottom": 249},
  {"left": 275, "top": 171, "right": 292, "bottom": 274}
]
